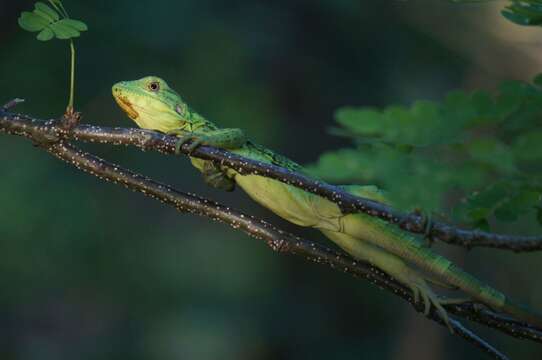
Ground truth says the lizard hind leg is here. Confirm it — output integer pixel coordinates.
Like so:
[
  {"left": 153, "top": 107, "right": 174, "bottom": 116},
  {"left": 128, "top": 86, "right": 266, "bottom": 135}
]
[
  {"left": 321, "top": 229, "right": 454, "bottom": 333},
  {"left": 201, "top": 161, "right": 236, "bottom": 192},
  {"left": 406, "top": 273, "right": 453, "bottom": 333}
]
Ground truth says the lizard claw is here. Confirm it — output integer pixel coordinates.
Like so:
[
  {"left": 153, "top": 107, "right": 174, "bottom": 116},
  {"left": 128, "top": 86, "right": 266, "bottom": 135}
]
[
  {"left": 409, "top": 285, "right": 420, "bottom": 304},
  {"left": 186, "top": 136, "right": 207, "bottom": 153},
  {"left": 424, "top": 289, "right": 453, "bottom": 334},
  {"left": 172, "top": 134, "right": 209, "bottom": 155},
  {"left": 174, "top": 137, "right": 186, "bottom": 155},
  {"left": 408, "top": 276, "right": 454, "bottom": 333}
]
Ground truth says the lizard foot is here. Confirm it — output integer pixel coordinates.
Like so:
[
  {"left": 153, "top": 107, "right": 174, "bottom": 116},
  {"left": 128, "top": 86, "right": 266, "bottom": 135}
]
[
  {"left": 167, "top": 131, "right": 210, "bottom": 155},
  {"left": 407, "top": 277, "right": 454, "bottom": 333}
]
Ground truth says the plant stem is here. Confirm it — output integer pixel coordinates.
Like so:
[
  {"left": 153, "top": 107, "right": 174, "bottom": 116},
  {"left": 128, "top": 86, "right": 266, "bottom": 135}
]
[
  {"left": 48, "top": 0, "right": 70, "bottom": 18},
  {"left": 67, "top": 40, "right": 75, "bottom": 113}
]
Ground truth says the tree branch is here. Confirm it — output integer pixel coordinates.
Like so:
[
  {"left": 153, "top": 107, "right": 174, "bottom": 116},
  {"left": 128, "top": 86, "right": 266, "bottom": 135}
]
[
  {"left": 47, "top": 141, "right": 514, "bottom": 359},
  {"left": 1, "top": 109, "right": 540, "bottom": 252},
  {"left": 2, "top": 107, "right": 542, "bottom": 359}
]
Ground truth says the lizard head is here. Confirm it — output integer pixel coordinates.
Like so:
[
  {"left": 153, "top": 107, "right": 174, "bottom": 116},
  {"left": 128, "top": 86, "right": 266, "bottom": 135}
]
[{"left": 112, "top": 76, "right": 191, "bottom": 132}]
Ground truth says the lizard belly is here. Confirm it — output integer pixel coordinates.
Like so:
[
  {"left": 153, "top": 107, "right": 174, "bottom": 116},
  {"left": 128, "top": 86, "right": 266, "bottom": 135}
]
[
  {"left": 189, "top": 151, "right": 344, "bottom": 231},
  {"left": 233, "top": 173, "right": 344, "bottom": 231}
]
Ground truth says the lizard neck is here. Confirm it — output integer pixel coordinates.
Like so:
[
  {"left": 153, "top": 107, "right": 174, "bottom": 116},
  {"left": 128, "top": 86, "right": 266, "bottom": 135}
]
[{"left": 185, "top": 111, "right": 219, "bottom": 132}]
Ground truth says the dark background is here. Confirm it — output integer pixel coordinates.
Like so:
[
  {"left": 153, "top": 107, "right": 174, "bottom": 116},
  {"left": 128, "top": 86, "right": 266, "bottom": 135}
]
[{"left": 1, "top": 1, "right": 541, "bottom": 359}]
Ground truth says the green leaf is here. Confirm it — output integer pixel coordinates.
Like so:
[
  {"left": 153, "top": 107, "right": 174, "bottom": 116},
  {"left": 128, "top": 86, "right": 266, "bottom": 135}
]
[
  {"left": 18, "top": 11, "right": 49, "bottom": 32},
  {"left": 533, "top": 73, "right": 542, "bottom": 87},
  {"left": 305, "top": 149, "right": 376, "bottom": 181},
  {"left": 400, "top": 100, "right": 441, "bottom": 145},
  {"left": 62, "top": 19, "right": 88, "bottom": 32},
  {"left": 313, "top": 73, "right": 542, "bottom": 231},
  {"left": 458, "top": 182, "right": 510, "bottom": 223},
  {"left": 502, "top": 10, "right": 532, "bottom": 25},
  {"left": 37, "top": 27, "right": 54, "bottom": 41},
  {"left": 18, "top": 2, "right": 87, "bottom": 40},
  {"left": 472, "top": 218, "right": 491, "bottom": 232},
  {"left": 50, "top": 20, "right": 81, "bottom": 39},
  {"left": 466, "top": 138, "right": 516, "bottom": 173},
  {"left": 466, "top": 182, "right": 511, "bottom": 209},
  {"left": 494, "top": 190, "right": 540, "bottom": 222},
  {"left": 470, "top": 90, "right": 496, "bottom": 124},
  {"left": 502, "top": 0, "right": 542, "bottom": 26},
  {"left": 335, "top": 107, "right": 384, "bottom": 136},
  {"left": 512, "top": 130, "right": 542, "bottom": 162},
  {"left": 34, "top": 2, "right": 59, "bottom": 22}
]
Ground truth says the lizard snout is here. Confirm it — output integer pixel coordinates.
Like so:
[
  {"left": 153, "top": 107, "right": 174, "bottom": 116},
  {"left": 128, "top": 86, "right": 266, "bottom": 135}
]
[{"left": 112, "top": 81, "right": 130, "bottom": 96}]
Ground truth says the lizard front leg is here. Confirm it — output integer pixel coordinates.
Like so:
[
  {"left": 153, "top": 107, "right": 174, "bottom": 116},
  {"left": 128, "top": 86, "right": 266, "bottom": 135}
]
[{"left": 167, "top": 128, "right": 247, "bottom": 154}]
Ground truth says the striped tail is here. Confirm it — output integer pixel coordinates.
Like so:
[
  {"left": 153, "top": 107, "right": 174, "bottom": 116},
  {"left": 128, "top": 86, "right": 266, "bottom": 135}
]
[
  {"left": 445, "top": 261, "right": 542, "bottom": 328},
  {"left": 398, "top": 234, "right": 542, "bottom": 328},
  {"left": 343, "top": 212, "right": 542, "bottom": 328}
]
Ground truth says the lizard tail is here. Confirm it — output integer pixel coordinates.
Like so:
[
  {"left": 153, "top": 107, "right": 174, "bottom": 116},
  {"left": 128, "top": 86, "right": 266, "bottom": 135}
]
[
  {"left": 444, "top": 262, "right": 542, "bottom": 329},
  {"left": 340, "top": 212, "right": 542, "bottom": 328}
]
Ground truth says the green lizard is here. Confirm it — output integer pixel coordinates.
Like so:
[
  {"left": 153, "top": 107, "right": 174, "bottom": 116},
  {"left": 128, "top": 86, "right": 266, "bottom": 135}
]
[{"left": 112, "top": 76, "right": 542, "bottom": 329}]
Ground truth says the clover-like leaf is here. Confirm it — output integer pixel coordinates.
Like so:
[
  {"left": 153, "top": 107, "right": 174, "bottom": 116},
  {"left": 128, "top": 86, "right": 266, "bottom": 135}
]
[
  {"left": 62, "top": 19, "right": 88, "bottom": 32},
  {"left": 18, "top": 2, "right": 88, "bottom": 41},
  {"left": 34, "top": 2, "right": 60, "bottom": 22},
  {"left": 50, "top": 19, "right": 82, "bottom": 39},
  {"left": 37, "top": 28, "right": 54, "bottom": 41},
  {"left": 18, "top": 11, "right": 50, "bottom": 32}
]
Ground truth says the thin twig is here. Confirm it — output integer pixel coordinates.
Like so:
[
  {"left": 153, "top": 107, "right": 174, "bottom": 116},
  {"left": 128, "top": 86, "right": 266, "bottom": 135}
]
[
  {"left": 0, "top": 109, "right": 540, "bottom": 251},
  {"left": 59, "top": 128, "right": 542, "bottom": 252}
]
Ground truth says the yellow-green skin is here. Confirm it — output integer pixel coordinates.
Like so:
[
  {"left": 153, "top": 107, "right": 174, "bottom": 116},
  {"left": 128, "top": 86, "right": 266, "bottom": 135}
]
[{"left": 113, "top": 76, "right": 542, "bottom": 329}]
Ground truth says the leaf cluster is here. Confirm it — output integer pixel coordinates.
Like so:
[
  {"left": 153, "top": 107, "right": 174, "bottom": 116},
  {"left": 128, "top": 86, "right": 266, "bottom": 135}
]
[
  {"left": 502, "top": 0, "right": 542, "bottom": 26},
  {"left": 18, "top": 1, "right": 87, "bottom": 41},
  {"left": 451, "top": 0, "right": 542, "bottom": 27},
  {"left": 307, "top": 76, "right": 542, "bottom": 230}
]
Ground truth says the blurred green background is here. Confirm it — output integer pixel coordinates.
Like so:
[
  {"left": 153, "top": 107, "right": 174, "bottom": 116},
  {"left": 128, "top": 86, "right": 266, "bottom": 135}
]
[{"left": 1, "top": 1, "right": 542, "bottom": 359}]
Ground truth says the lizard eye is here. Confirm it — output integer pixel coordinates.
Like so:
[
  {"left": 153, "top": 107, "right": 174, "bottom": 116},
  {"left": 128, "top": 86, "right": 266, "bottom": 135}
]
[{"left": 148, "top": 81, "right": 160, "bottom": 92}]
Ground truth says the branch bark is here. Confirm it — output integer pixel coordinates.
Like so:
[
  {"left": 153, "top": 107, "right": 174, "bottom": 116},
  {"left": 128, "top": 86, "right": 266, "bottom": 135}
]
[
  {"left": 2, "top": 107, "right": 542, "bottom": 359},
  {"left": 1, "top": 109, "right": 541, "bottom": 252},
  {"left": 47, "top": 141, "right": 513, "bottom": 359}
]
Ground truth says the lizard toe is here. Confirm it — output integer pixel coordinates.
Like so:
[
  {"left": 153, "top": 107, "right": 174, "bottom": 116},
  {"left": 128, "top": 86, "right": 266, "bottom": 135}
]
[
  {"left": 405, "top": 273, "right": 454, "bottom": 334},
  {"left": 187, "top": 137, "right": 205, "bottom": 153},
  {"left": 174, "top": 134, "right": 197, "bottom": 155},
  {"left": 416, "top": 283, "right": 454, "bottom": 334},
  {"left": 410, "top": 285, "right": 420, "bottom": 305}
]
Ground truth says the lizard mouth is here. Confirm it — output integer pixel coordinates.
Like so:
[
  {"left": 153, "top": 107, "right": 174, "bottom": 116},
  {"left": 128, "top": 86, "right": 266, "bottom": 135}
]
[{"left": 113, "top": 94, "right": 139, "bottom": 120}]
